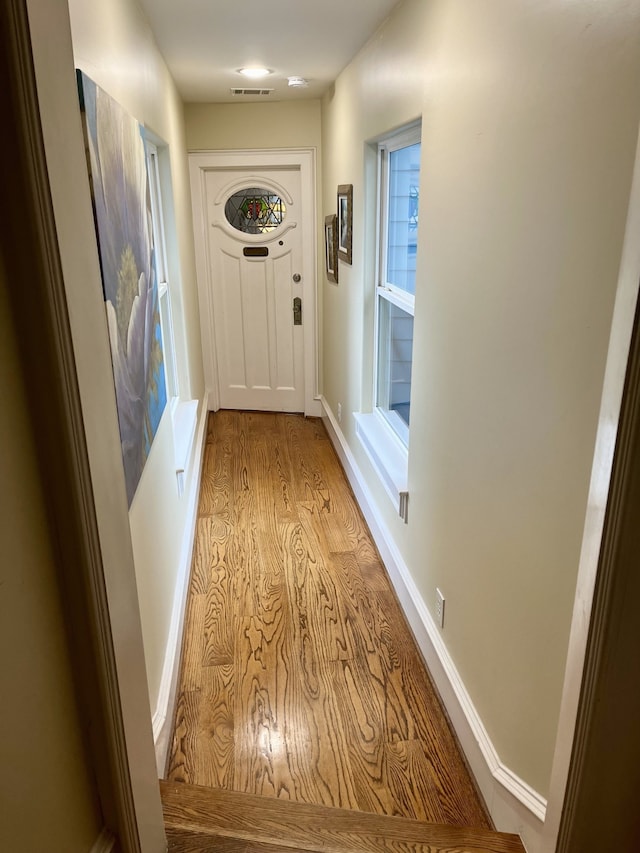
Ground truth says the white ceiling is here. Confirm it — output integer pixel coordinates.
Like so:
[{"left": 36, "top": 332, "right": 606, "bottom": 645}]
[{"left": 138, "top": 0, "right": 402, "bottom": 103}]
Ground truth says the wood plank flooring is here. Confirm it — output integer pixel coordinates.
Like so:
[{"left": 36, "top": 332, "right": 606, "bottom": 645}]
[
  {"left": 167, "top": 411, "right": 489, "bottom": 828},
  {"left": 161, "top": 782, "right": 526, "bottom": 853}
]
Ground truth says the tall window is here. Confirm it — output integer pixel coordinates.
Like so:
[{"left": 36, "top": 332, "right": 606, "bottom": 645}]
[
  {"left": 375, "top": 126, "right": 421, "bottom": 445},
  {"left": 145, "top": 139, "right": 179, "bottom": 402}
]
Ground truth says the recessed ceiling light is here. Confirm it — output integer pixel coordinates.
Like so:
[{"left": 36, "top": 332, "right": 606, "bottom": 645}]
[
  {"left": 238, "top": 67, "right": 271, "bottom": 79},
  {"left": 287, "top": 76, "right": 309, "bottom": 88}
]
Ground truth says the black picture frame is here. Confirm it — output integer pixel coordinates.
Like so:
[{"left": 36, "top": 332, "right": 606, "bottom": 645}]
[{"left": 337, "top": 184, "right": 353, "bottom": 265}]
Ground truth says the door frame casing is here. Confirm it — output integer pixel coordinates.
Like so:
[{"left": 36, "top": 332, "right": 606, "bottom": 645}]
[
  {"left": 14, "top": 0, "right": 167, "bottom": 849},
  {"left": 541, "top": 119, "right": 640, "bottom": 851},
  {"left": 189, "top": 148, "right": 321, "bottom": 417}
]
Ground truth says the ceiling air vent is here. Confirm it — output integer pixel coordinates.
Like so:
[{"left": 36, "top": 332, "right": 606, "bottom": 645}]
[{"left": 230, "top": 88, "right": 274, "bottom": 96}]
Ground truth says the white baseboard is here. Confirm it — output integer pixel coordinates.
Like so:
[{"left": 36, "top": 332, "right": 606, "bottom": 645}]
[
  {"left": 152, "top": 399, "right": 209, "bottom": 776},
  {"left": 320, "top": 397, "right": 546, "bottom": 853},
  {"left": 89, "top": 828, "right": 115, "bottom": 853}
]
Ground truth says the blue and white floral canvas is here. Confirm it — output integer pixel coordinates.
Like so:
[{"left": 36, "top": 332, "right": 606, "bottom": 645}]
[{"left": 78, "top": 72, "right": 167, "bottom": 506}]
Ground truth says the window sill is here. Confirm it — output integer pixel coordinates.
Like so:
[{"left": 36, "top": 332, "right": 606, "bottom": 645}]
[
  {"left": 172, "top": 399, "right": 198, "bottom": 496},
  {"left": 354, "top": 411, "right": 409, "bottom": 522}
]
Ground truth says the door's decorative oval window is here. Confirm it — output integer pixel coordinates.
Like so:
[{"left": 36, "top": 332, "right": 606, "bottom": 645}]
[{"left": 224, "top": 187, "right": 286, "bottom": 234}]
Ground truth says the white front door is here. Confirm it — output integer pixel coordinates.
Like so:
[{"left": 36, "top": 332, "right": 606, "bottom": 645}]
[{"left": 204, "top": 167, "right": 305, "bottom": 412}]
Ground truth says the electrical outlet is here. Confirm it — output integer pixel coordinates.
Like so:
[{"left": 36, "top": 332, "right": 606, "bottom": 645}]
[
  {"left": 337, "top": 403, "right": 342, "bottom": 422},
  {"left": 436, "top": 588, "right": 445, "bottom": 628}
]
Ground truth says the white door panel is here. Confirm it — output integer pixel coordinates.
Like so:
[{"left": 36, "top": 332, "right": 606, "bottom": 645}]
[{"left": 205, "top": 168, "right": 304, "bottom": 412}]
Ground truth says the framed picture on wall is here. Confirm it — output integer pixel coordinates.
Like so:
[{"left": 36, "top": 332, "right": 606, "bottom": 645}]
[
  {"left": 77, "top": 71, "right": 167, "bottom": 507},
  {"left": 337, "top": 184, "right": 353, "bottom": 264},
  {"left": 325, "top": 214, "right": 338, "bottom": 283}
]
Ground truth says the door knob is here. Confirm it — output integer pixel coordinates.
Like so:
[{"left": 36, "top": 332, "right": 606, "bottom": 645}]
[
  {"left": 293, "top": 273, "right": 301, "bottom": 283},
  {"left": 293, "top": 297, "right": 302, "bottom": 325}
]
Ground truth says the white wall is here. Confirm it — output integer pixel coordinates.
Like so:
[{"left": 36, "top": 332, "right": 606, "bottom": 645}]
[
  {"left": 67, "top": 0, "right": 206, "bottom": 712},
  {"left": 321, "top": 0, "right": 640, "bottom": 808},
  {"left": 0, "top": 259, "right": 101, "bottom": 852}
]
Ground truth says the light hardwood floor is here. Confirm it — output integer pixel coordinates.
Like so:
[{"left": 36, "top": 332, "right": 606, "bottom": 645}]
[{"left": 167, "top": 410, "right": 490, "bottom": 828}]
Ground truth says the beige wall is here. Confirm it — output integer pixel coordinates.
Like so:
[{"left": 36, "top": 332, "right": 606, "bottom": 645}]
[
  {"left": 321, "top": 0, "right": 640, "bottom": 797},
  {"left": 0, "top": 259, "right": 101, "bottom": 851},
  {"left": 67, "top": 0, "right": 205, "bottom": 709},
  {"left": 185, "top": 100, "right": 322, "bottom": 151}
]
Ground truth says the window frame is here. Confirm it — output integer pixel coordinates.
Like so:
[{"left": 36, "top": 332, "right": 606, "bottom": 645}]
[
  {"left": 374, "top": 123, "right": 421, "bottom": 447},
  {"left": 144, "top": 138, "right": 179, "bottom": 405},
  {"left": 143, "top": 135, "right": 200, "bottom": 498}
]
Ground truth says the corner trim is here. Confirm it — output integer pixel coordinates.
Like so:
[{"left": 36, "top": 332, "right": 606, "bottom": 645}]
[
  {"left": 321, "top": 396, "right": 546, "bottom": 847},
  {"left": 152, "top": 400, "right": 208, "bottom": 775},
  {"left": 89, "top": 829, "right": 116, "bottom": 853}
]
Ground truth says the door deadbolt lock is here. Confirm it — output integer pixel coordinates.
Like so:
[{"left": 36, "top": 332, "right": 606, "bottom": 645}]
[
  {"left": 293, "top": 273, "right": 301, "bottom": 283},
  {"left": 293, "top": 297, "right": 302, "bottom": 325}
]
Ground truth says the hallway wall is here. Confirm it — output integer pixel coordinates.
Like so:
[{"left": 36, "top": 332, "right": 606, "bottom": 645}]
[
  {"left": 185, "top": 100, "right": 322, "bottom": 152},
  {"left": 321, "top": 0, "right": 640, "bottom": 812},
  {"left": 66, "top": 0, "right": 206, "bottom": 714},
  {"left": 0, "top": 258, "right": 102, "bottom": 851}
]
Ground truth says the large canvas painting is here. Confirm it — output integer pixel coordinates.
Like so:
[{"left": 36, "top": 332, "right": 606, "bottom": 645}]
[{"left": 78, "top": 72, "right": 167, "bottom": 506}]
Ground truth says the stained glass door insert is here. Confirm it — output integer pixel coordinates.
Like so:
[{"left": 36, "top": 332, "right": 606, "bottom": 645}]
[{"left": 224, "top": 186, "right": 286, "bottom": 234}]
